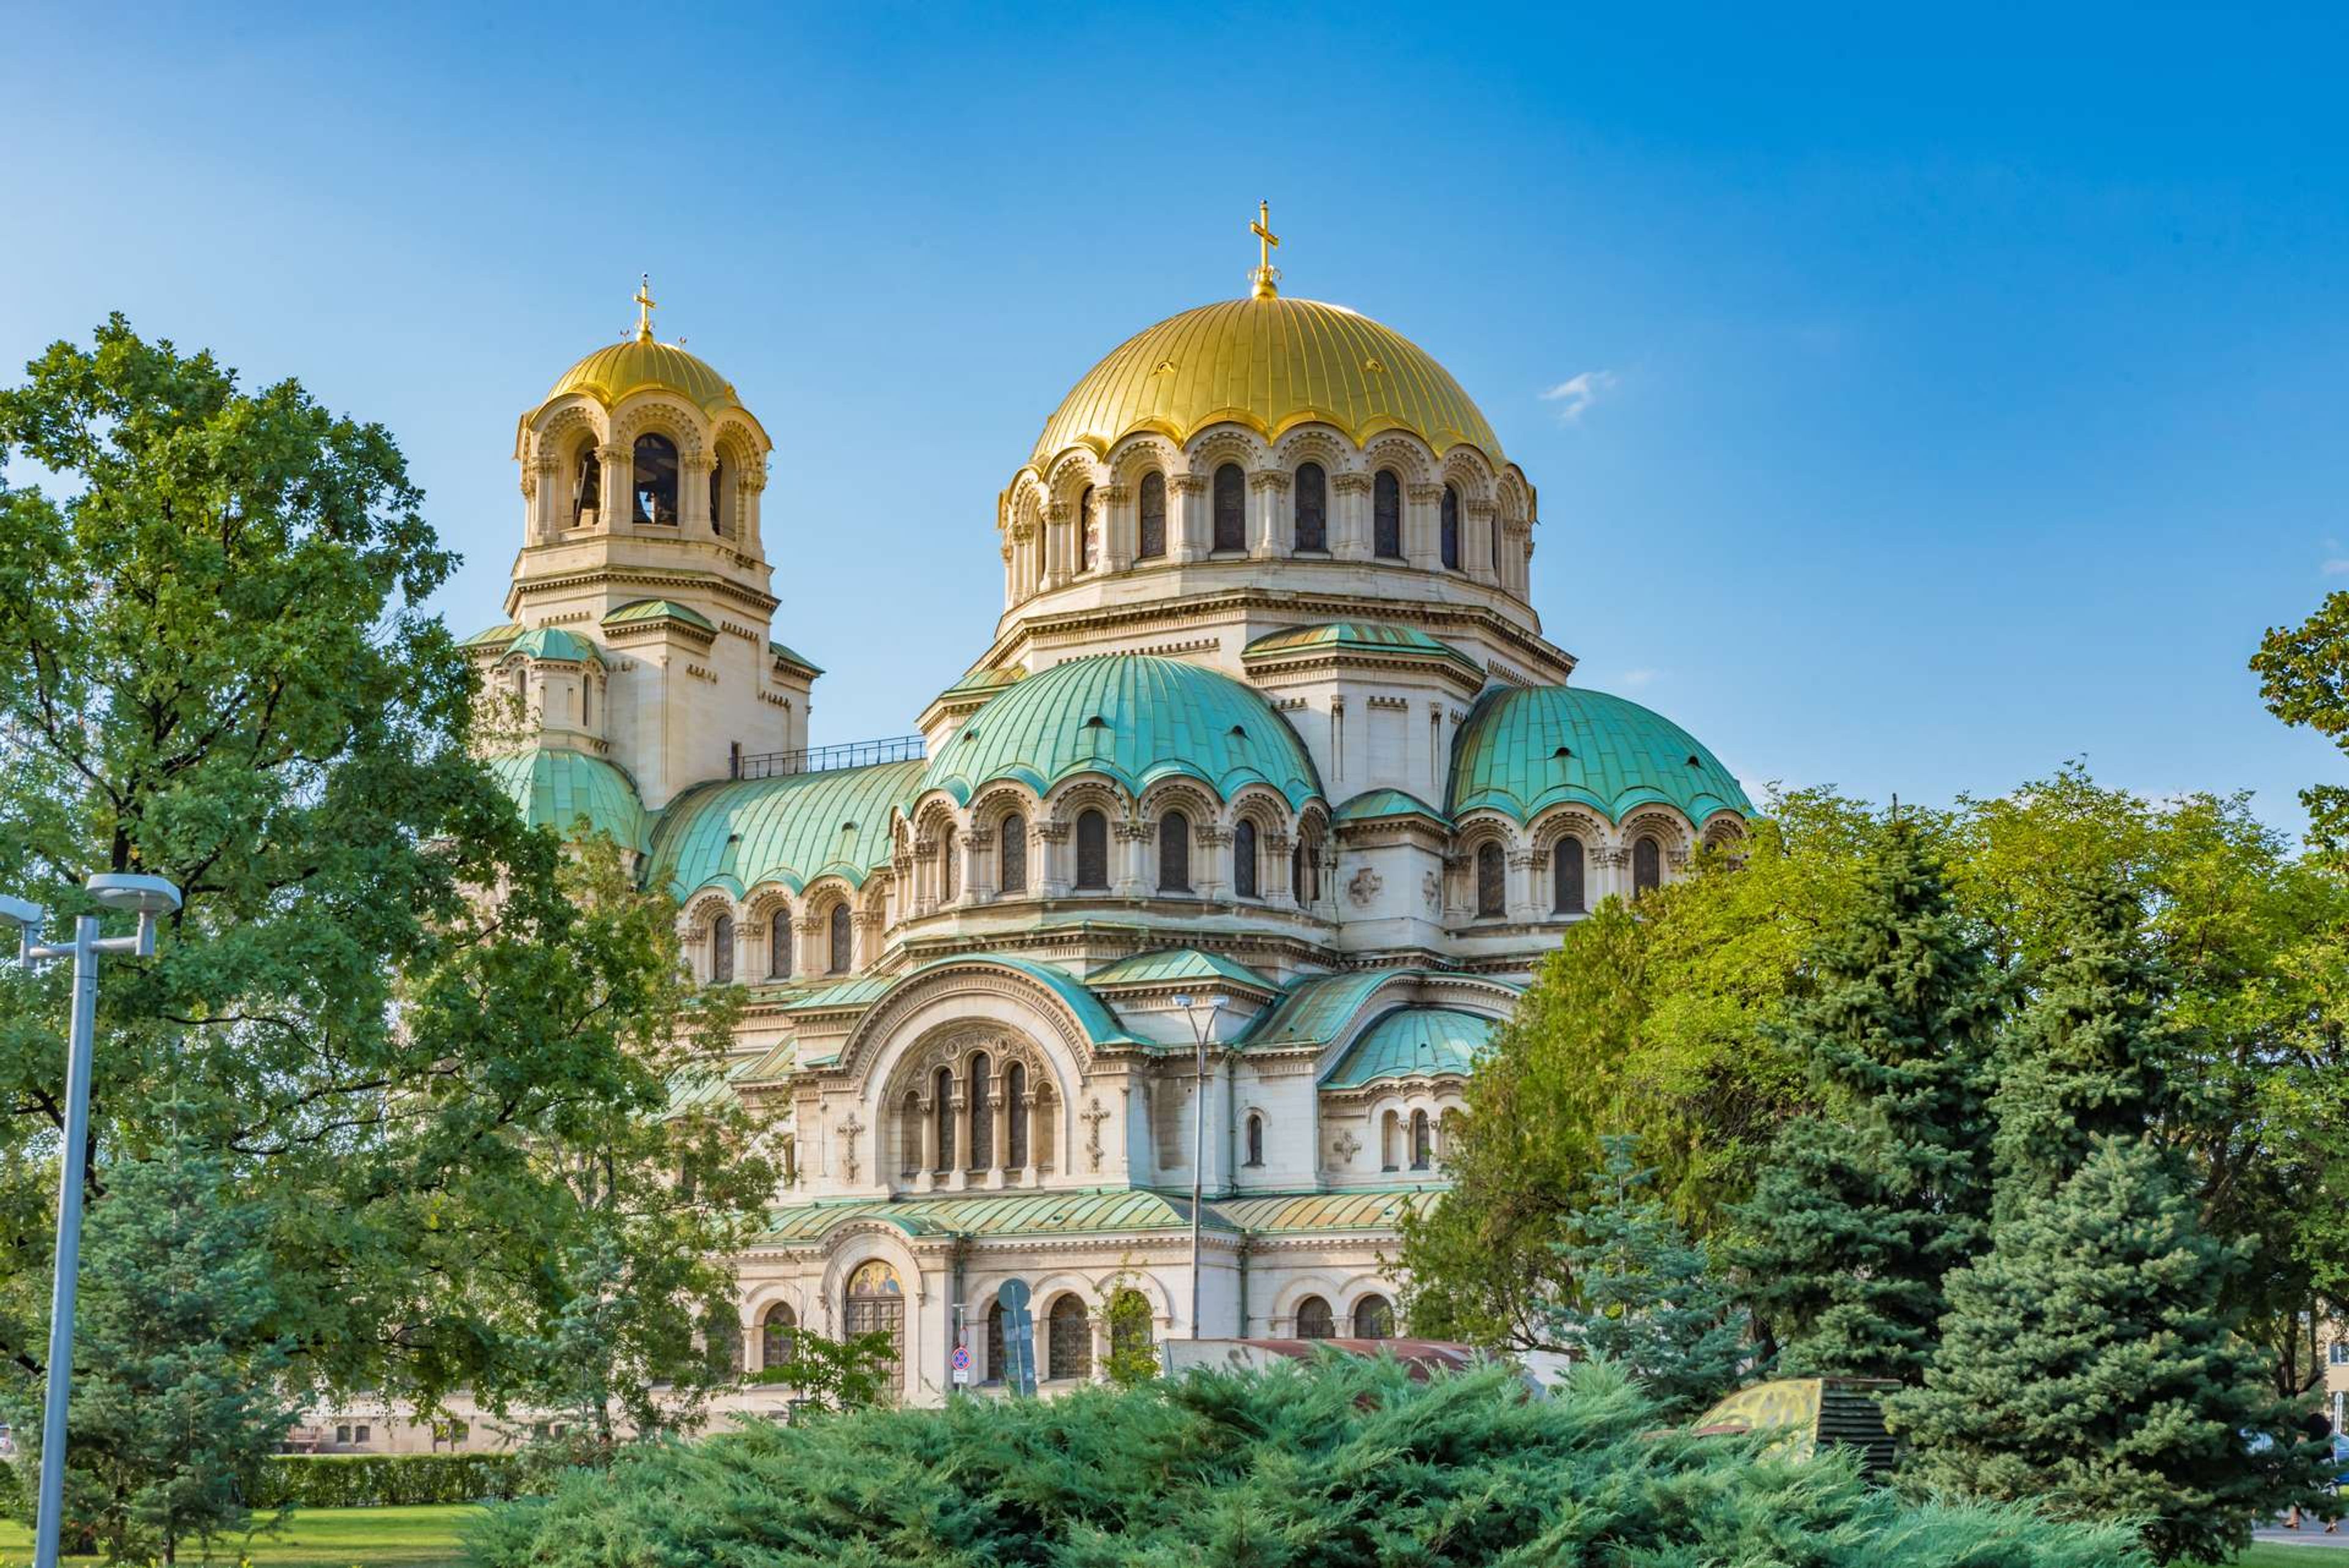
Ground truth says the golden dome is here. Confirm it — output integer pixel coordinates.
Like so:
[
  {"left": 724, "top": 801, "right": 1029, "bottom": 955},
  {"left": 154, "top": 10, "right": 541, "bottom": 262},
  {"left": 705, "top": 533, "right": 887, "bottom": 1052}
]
[
  {"left": 1031, "top": 294, "right": 1504, "bottom": 468},
  {"left": 541, "top": 338, "right": 743, "bottom": 413}
]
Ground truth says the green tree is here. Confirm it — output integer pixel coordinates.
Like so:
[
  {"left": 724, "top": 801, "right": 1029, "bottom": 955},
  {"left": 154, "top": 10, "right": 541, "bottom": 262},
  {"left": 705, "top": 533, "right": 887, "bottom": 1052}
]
[
  {"left": 0, "top": 1138, "right": 295, "bottom": 1564},
  {"left": 2252, "top": 589, "right": 2349, "bottom": 867},
  {"left": 751, "top": 1329, "right": 900, "bottom": 1414},
  {"left": 1734, "top": 818, "right": 2005, "bottom": 1381},
  {"left": 1544, "top": 1135, "right": 1745, "bottom": 1418},
  {"left": 1891, "top": 1135, "right": 2328, "bottom": 1564},
  {"left": 0, "top": 320, "right": 775, "bottom": 1441}
]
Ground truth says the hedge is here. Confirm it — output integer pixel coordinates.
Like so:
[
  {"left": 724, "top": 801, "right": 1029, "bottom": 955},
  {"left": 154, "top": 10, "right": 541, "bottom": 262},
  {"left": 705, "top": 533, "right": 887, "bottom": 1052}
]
[{"left": 254, "top": 1452, "right": 543, "bottom": 1509}]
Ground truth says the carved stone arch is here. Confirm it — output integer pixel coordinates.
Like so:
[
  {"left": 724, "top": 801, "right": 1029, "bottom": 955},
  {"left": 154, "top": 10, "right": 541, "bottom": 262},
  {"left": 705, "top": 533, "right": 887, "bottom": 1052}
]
[
  {"left": 738, "top": 1279, "right": 811, "bottom": 1333},
  {"left": 1529, "top": 805, "right": 1608, "bottom": 858},
  {"left": 1044, "top": 449, "right": 1106, "bottom": 504},
  {"left": 1044, "top": 774, "right": 1132, "bottom": 827},
  {"left": 1495, "top": 465, "right": 1532, "bottom": 522},
  {"left": 1619, "top": 806, "right": 1694, "bottom": 856},
  {"left": 1106, "top": 432, "right": 1182, "bottom": 489},
  {"left": 1438, "top": 445, "right": 1498, "bottom": 503},
  {"left": 838, "top": 960, "right": 1104, "bottom": 1092},
  {"left": 1361, "top": 431, "right": 1436, "bottom": 486},
  {"left": 877, "top": 1018, "right": 1058, "bottom": 1114},
  {"left": 680, "top": 887, "right": 739, "bottom": 929},
  {"left": 909, "top": 793, "right": 964, "bottom": 842},
  {"left": 1137, "top": 777, "right": 1219, "bottom": 827},
  {"left": 531, "top": 403, "right": 605, "bottom": 467},
  {"left": 1184, "top": 425, "right": 1268, "bottom": 479},
  {"left": 1272, "top": 424, "right": 1352, "bottom": 474},
  {"left": 815, "top": 1226, "right": 928, "bottom": 1332},
  {"left": 1083, "top": 1267, "right": 1177, "bottom": 1326},
  {"left": 799, "top": 875, "right": 858, "bottom": 922},
  {"left": 967, "top": 780, "right": 1042, "bottom": 825},
  {"left": 1449, "top": 810, "right": 1521, "bottom": 857},
  {"left": 1223, "top": 783, "right": 1293, "bottom": 837},
  {"left": 1699, "top": 811, "right": 1748, "bottom": 852},
  {"left": 609, "top": 396, "right": 708, "bottom": 460},
  {"left": 707, "top": 410, "right": 769, "bottom": 463},
  {"left": 1267, "top": 1273, "right": 1349, "bottom": 1324},
  {"left": 743, "top": 882, "right": 795, "bottom": 927}
]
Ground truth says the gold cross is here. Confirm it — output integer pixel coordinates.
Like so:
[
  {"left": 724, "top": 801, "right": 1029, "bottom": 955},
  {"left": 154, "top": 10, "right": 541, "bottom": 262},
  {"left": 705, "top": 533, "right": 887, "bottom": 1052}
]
[
  {"left": 632, "top": 273, "right": 658, "bottom": 342},
  {"left": 1249, "top": 200, "right": 1281, "bottom": 298}
]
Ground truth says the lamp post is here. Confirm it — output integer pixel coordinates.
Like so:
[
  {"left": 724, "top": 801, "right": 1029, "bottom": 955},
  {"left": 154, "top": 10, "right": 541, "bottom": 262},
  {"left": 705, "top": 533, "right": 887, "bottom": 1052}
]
[
  {"left": 1172, "top": 992, "right": 1226, "bottom": 1340},
  {"left": 4, "top": 873, "right": 182, "bottom": 1568}
]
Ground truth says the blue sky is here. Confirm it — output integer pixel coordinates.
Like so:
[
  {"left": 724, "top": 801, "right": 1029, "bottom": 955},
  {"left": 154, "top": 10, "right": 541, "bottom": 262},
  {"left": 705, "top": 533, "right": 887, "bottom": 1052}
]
[{"left": 4, "top": 3, "right": 2342, "bottom": 834}]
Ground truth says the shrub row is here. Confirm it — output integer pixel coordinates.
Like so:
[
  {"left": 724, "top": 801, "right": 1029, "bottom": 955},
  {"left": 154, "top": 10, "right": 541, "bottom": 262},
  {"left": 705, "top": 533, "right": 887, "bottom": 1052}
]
[{"left": 254, "top": 1451, "right": 543, "bottom": 1509}]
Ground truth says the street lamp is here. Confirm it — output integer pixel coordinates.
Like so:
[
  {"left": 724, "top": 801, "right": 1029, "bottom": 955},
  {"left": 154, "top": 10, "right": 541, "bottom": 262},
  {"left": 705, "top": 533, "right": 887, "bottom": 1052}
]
[
  {"left": 5, "top": 872, "right": 180, "bottom": 1568},
  {"left": 1172, "top": 991, "right": 1227, "bottom": 1341}
]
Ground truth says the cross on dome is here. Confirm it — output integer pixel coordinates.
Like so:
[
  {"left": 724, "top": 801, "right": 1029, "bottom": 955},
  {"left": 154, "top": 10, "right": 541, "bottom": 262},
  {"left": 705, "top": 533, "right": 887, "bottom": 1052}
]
[
  {"left": 632, "top": 273, "right": 658, "bottom": 343},
  {"left": 1249, "top": 200, "right": 1281, "bottom": 298}
]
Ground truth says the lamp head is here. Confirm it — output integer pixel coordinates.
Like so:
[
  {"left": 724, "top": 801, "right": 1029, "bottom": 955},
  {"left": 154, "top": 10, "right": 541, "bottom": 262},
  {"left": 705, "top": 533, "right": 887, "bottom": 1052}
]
[
  {"left": 86, "top": 873, "right": 182, "bottom": 917},
  {"left": 1172, "top": 992, "right": 1193, "bottom": 1010},
  {"left": 0, "top": 894, "right": 43, "bottom": 934},
  {"left": 1209, "top": 994, "right": 1229, "bottom": 1010}
]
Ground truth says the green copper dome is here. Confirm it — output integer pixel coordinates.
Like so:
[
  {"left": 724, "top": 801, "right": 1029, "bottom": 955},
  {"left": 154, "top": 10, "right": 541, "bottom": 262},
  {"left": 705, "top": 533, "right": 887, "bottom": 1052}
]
[
  {"left": 1323, "top": 1007, "right": 1496, "bottom": 1088},
  {"left": 646, "top": 758, "right": 924, "bottom": 900},
  {"left": 921, "top": 655, "right": 1322, "bottom": 809},
  {"left": 1447, "top": 687, "right": 1751, "bottom": 826},
  {"left": 486, "top": 747, "right": 648, "bottom": 854}
]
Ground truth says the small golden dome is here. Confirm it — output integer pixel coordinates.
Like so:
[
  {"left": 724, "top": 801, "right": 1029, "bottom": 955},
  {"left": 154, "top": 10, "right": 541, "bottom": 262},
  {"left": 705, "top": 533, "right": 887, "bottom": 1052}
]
[
  {"left": 1031, "top": 294, "right": 1503, "bottom": 468},
  {"left": 541, "top": 338, "right": 743, "bottom": 414}
]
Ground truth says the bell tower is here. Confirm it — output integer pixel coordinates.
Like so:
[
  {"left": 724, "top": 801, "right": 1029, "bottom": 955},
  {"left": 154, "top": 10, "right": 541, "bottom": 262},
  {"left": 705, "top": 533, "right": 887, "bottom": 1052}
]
[{"left": 490, "top": 281, "right": 816, "bottom": 807}]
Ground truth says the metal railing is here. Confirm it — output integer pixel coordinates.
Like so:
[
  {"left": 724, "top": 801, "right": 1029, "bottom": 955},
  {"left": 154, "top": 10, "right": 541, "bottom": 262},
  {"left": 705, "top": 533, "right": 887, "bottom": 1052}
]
[{"left": 733, "top": 734, "right": 927, "bottom": 780}]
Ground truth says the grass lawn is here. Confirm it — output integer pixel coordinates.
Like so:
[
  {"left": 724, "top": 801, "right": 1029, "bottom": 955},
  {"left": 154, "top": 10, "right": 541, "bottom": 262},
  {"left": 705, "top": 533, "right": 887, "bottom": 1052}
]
[
  {"left": 0, "top": 1504, "right": 483, "bottom": 1566},
  {"left": 2236, "top": 1547, "right": 2349, "bottom": 1565}
]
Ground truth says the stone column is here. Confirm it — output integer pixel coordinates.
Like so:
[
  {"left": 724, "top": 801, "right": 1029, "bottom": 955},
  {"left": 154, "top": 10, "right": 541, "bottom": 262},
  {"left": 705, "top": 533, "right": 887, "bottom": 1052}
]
[
  {"left": 1406, "top": 483, "right": 1443, "bottom": 571},
  {"left": 1593, "top": 846, "right": 1629, "bottom": 904},
  {"left": 1195, "top": 824, "right": 1232, "bottom": 901},
  {"left": 1466, "top": 498, "right": 1498, "bottom": 584},
  {"left": 1113, "top": 819, "right": 1150, "bottom": 897},
  {"left": 530, "top": 454, "right": 560, "bottom": 541},
  {"left": 1265, "top": 830, "right": 1294, "bottom": 902},
  {"left": 1507, "top": 848, "right": 1541, "bottom": 922},
  {"left": 918, "top": 1095, "right": 936, "bottom": 1178},
  {"left": 1042, "top": 502, "right": 1071, "bottom": 589},
  {"left": 1330, "top": 472, "right": 1371, "bottom": 560},
  {"left": 952, "top": 1090, "right": 972, "bottom": 1188},
  {"left": 1102, "top": 483, "right": 1134, "bottom": 571},
  {"left": 965, "top": 827, "right": 996, "bottom": 901},
  {"left": 1169, "top": 474, "right": 1208, "bottom": 563},
  {"left": 681, "top": 455, "right": 713, "bottom": 532},
  {"left": 597, "top": 445, "right": 629, "bottom": 533},
  {"left": 1247, "top": 469, "right": 1288, "bottom": 560},
  {"left": 1036, "top": 822, "right": 1071, "bottom": 897},
  {"left": 743, "top": 464, "right": 768, "bottom": 558},
  {"left": 989, "top": 1079, "right": 1011, "bottom": 1185}
]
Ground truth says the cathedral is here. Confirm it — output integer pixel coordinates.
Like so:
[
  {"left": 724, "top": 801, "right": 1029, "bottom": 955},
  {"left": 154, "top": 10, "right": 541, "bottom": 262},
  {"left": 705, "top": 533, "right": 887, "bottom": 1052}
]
[{"left": 472, "top": 217, "right": 1750, "bottom": 1410}]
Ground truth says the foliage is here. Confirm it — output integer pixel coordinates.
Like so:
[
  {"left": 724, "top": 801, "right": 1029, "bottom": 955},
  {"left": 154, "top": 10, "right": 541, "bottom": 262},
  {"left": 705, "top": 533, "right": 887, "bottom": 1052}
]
[
  {"left": 253, "top": 1452, "right": 538, "bottom": 1509},
  {"left": 1097, "top": 1276, "right": 1159, "bottom": 1389},
  {"left": 0, "top": 320, "right": 776, "bottom": 1443},
  {"left": 1542, "top": 1135, "right": 1745, "bottom": 1417},
  {"left": 749, "top": 1328, "right": 900, "bottom": 1413},
  {"left": 1735, "top": 818, "right": 2005, "bottom": 1381},
  {"left": 469, "top": 1356, "right": 2145, "bottom": 1568},
  {"left": 1891, "top": 1135, "right": 2329, "bottom": 1565},
  {"left": 2252, "top": 588, "right": 2349, "bottom": 867},
  {"left": 0, "top": 1138, "right": 296, "bottom": 1562}
]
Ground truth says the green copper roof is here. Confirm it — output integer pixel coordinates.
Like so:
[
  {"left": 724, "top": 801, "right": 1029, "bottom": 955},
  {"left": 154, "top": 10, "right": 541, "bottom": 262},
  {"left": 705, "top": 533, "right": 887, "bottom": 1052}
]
[
  {"left": 1244, "top": 622, "right": 1483, "bottom": 678},
  {"left": 463, "top": 623, "right": 522, "bottom": 648},
  {"left": 1086, "top": 949, "right": 1278, "bottom": 993},
  {"left": 768, "top": 640, "right": 823, "bottom": 675},
  {"left": 484, "top": 747, "right": 648, "bottom": 854},
  {"left": 603, "top": 597, "right": 715, "bottom": 631},
  {"left": 920, "top": 654, "right": 1323, "bottom": 809},
  {"left": 508, "top": 626, "right": 597, "bottom": 662},
  {"left": 1332, "top": 788, "right": 1450, "bottom": 826},
  {"left": 1239, "top": 970, "right": 1521, "bottom": 1052},
  {"left": 1323, "top": 1007, "right": 1495, "bottom": 1087},
  {"left": 758, "top": 1188, "right": 1227, "bottom": 1244},
  {"left": 1447, "top": 686, "right": 1753, "bottom": 826},
  {"left": 646, "top": 758, "right": 923, "bottom": 898},
  {"left": 1212, "top": 1188, "right": 1442, "bottom": 1233}
]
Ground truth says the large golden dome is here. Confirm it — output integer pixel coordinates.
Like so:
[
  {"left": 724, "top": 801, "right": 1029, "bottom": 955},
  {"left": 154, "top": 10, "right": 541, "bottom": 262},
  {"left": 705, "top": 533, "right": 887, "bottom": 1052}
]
[
  {"left": 541, "top": 338, "right": 742, "bottom": 414},
  {"left": 1030, "top": 294, "right": 1504, "bottom": 468}
]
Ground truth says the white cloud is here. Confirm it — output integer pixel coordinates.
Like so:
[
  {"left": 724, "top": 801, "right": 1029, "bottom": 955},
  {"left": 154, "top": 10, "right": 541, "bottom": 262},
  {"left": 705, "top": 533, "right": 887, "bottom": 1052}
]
[
  {"left": 1617, "top": 667, "right": 1661, "bottom": 689},
  {"left": 1538, "top": 369, "right": 1617, "bottom": 424},
  {"left": 2323, "top": 558, "right": 2349, "bottom": 576}
]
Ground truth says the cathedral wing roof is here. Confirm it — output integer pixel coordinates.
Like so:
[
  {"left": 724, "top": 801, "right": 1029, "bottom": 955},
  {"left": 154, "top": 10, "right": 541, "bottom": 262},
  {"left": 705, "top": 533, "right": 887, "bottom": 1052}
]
[
  {"left": 1447, "top": 686, "right": 1752, "bottom": 826},
  {"left": 646, "top": 758, "right": 924, "bottom": 899},
  {"left": 1321, "top": 1007, "right": 1496, "bottom": 1088},
  {"left": 484, "top": 745, "right": 649, "bottom": 854}
]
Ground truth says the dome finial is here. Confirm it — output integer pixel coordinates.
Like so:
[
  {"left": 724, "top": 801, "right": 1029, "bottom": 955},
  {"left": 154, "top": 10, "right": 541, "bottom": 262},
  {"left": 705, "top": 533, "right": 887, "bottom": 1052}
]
[
  {"left": 1249, "top": 200, "right": 1281, "bottom": 299},
  {"left": 631, "top": 273, "right": 658, "bottom": 344}
]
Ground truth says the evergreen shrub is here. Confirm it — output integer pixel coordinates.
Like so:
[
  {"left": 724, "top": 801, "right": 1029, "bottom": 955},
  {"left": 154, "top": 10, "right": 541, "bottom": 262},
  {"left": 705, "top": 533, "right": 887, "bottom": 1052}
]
[
  {"left": 470, "top": 1357, "right": 2146, "bottom": 1567},
  {"left": 253, "top": 1451, "right": 539, "bottom": 1509}
]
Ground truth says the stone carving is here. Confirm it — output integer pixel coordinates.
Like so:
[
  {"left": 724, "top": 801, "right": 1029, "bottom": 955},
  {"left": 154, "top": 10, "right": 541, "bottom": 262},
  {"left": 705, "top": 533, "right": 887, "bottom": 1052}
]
[
  {"left": 1330, "top": 1130, "right": 1361, "bottom": 1166},
  {"left": 1421, "top": 870, "right": 1441, "bottom": 911},
  {"left": 837, "top": 1112, "right": 864, "bottom": 1183},
  {"left": 1082, "top": 1095, "right": 1112, "bottom": 1172},
  {"left": 1346, "top": 867, "right": 1382, "bottom": 908}
]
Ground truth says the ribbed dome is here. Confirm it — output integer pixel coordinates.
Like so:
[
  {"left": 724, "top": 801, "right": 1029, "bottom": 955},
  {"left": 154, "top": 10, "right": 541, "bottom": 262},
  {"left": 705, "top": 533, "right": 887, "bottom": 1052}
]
[
  {"left": 922, "top": 655, "right": 1322, "bottom": 808},
  {"left": 1447, "top": 687, "right": 1751, "bottom": 826},
  {"left": 486, "top": 747, "right": 648, "bottom": 854},
  {"left": 1031, "top": 295, "right": 1503, "bottom": 467},
  {"left": 541, "top": 339, "right": 742, "bottom": 413}
]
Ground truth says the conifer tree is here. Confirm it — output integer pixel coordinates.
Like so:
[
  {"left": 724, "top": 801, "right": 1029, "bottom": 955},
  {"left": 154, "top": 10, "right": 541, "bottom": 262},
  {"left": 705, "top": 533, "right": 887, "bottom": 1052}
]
[
  {"left": 1734, "top": 818, "right": 2004, "bottom": 1381},
  {"left": 1987, "top": 870, "right": 2173, "bottom": 1222},
  {"left": 1546, "top": 1136, "right": 1745, "bottom": 1418},
  {"left": 1892, "top": 1135, "right": 2327, "bottom": 1565}
]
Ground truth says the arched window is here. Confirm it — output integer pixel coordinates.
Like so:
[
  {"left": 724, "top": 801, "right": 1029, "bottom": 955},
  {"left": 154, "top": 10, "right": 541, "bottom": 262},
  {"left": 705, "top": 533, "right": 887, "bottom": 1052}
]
[
  {"left": 571, "top": 442, "right": 601, "bottom": 524},
  {"left": 709, "top": 913, "right": 733, "bottom": 984},
  {"left": 704, "top": 1306, "right": 744, "bottom": 1378},
  {"left": 1075, "top": 484, "right": 1094, "bottom": 573},
  {"left": 899, "top": 1092, "right": 922, "bottom": 1177},
  {"left": 1490, "top": 510, "right": 1502, "bottom": 583},
  {"left": 1294, "top": 462, "right": 1327, "bottom": 552},
  {"left": 631, "top": 434, "right": 678, "bottom": 525},
  {"left": 1137, "top": 471, "right": 1167, "bottom": 560},
  {"left": 1295, "top": 1296, "right": 1335, "bottom": 1340},
  {"left": 1381, "top": 1109, "right": 1401, "bottom": 1171},
  {"left": 1047, "top": 1295, "right": 1091, "bottom": 1381},
  {"left": 1634, "top": 836, "right": 1663, "bottom": 895},
  {"left": 1553, "top": 837, "right": 1586, "bottom": 914},
  {"left": 1353, "top": 1295, "right": 1395, "bottom": 1340},
  {"left": 710, "top": 459, "right": 725, "bottom": 536},
  {"left": 1373, "top": 470, "right": 1403, "bottom": 559},
  {"left": 1212, "top": 462, "right": 1245, "bottom": 553},
  {"left": 1245, "top": 1112, "right": 1264, "bottom": 1167},
  {"left": 967, "top": 1052, "right": 992, "bottom": 1170},
  {"left": 510, "top": 665, "right": 527, "bottom": 706},
  {"left": 985, "top": 1301, "right": 1005, "bottom": 1383},
  {"left": 760, "top": 1303, "right": 797, "bottom": 1376},
  {"left": 1411, "top": 1109, "right": 1433, "bottom": 1170},
  {"left": 769, "top": 912, "right": 792, "bottom": 979},
  {"left": 828, "top": 904, "right": 852, "bottom": 974},
  {"left": 1006, "top": 1063, "right": 1030, "bottom": 1169},
  {"left": 932, "top": 1067, "right": 955, "bottom": 1172},
  {"left": 1440, "top": 483, "right": 1461, "bottom": 570},
  {"left": 1075, "top": 809, "right": 1109, "bottom": 890},
  {"left": 999, "top": 812, "right": 1027, "bottom": 893},
  {"left": 581, "top": 677, "right": 592, "bottom": 728},
  {"left": 1475, "top": 841, "right": 1506, "bottom": 918},
  {"left": 844, "top": 1261, "right": 904, "bottom": 1392},
  {"left": 1159, "top": 812, "right": 1192, "bottom": 893},
  {"left": 1109, "top": 1288, "right": 1152, "bottom": 1366},
  {"left": 938, "top": 824, "right": 959, "bottom": 903},
  {"left": 1233, "top": 819, "right": 1258, "bottom": 899}
]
